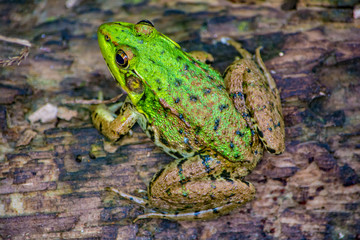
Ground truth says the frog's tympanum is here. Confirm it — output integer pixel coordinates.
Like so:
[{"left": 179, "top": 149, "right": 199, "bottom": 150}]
[{"left": 93, "top": 20, "right": 285, "bottom": 221}]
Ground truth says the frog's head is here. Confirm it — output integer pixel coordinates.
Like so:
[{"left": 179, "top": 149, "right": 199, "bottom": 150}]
[{"left": 97, "top": 20, "right": 182, "bottom": 104}]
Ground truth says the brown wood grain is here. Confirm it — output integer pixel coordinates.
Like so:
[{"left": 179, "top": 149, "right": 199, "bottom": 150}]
[{"left": 0, "top": 1, "right": 359, "bottom": 239}]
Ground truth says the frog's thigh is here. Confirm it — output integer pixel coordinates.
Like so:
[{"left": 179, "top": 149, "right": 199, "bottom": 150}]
[
  {"left": 147, "top": 154, "right": 255, "bottom": 220},
  {"left": 224, "top": 58, "right": 285, "bottom": 154},
  {"left": 91, "top": 99, "right": 138, "bottom": 141}
]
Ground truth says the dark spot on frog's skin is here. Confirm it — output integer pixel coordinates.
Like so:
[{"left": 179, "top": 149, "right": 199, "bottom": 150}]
[
  {"left": 204, "top": 88, "right": 211, "bottom": 94},
  {"left": 184, "top": 137, "right": 189, "bottom": 144},
  {"left": 214, "top": 119, "right": 220, "bottom": 131},
  {"left": 200, "top": 154, "right": 212, "bottom": 173},
  {"left": 184, "top": 64, "right": 189, "bottom": 70},
  {"left": 185, "top": 147, "right": 193, "bottom": 153},
  {"left": 176, "top": 56, "right": 182, "bottom": 62},
  {"left": 159, "top": 134, "right": 169, "bottom": 146},
  {"left": 237, "top": 92, "right": 244, "bottom": 100},
  {"left": 175, "top": 211, "right": 179, "bottom": 215},
  {"left": 267, "top": 147, "right": 276, "bottom": 154},
  {"left": 150, "top": 59, "right": 155, "bottom": 64},
  {"left": 213, "top": 208, "right": 219, "bottom": 214},
  {"left": 258, "top": 130, "right": 264, "bottom": 138},
  {"left": 195, "top": 126, "right": 201, "bottom": 135},
  {"left": 182, "top": 192, "right": 188, "bottom": 197},
  {"left": 166, "top": 189, "right": 172, "bottom": 196},
  {"left": 149, "top": 167, "right": 165, "bottom": 195},
  {"left": 177, "top": 158, "right": 188, "bottom": 169},
  {"left": 217, "top": 85, "right": 225, "bottom": 90},
  {"left": 175, "top": 98, "right": 180, "bottom": 103},
  {"left": 209, "top": 175, "right": 216, "bottom": 181},
  {"left": 227, "top": 193, "right": 235, "bottom": 199},
  {"left": 156, "top": 79, "right": 160, "bottom": 84},
  {"left": 243, "top": 93, "right": 247, "bottom": 101},
  {"left": 220, "top": 170, "right": 233, "bottom": 182},
  {"left": 242, "top": 112, "right": 250, "bottom": 119},
  {"left": 147, "top": 129, "right": 155, "bottom": 142},
  {"left": 169, "top": 150, "right": 184, "bottom": 159},
  {"left": 230, "top": 142, "right": 234, "bottom": 148},
  {"left": 268, "top": 127, "right": 272, "bottom": 131},
  {"left": 179, "top": 114, "right": 184, "bottom": 120},
  {"left": 190, "top": 96, "right": 197, "bottom": 102},
  {"left": 178, "top": 129, "right": 183, "bottom": 134},
  {"left": 175, "top": 78, "right": 182, "bottom": 87},
  {"left": 99, "top": 122, "right": 103, "bottom": 132},
  {"left": 243, "top": 180, "right": 250, "bottom": 187},
  {"left": 158, "top": 87, "right": 162, "bottom": 91},
  {"left": 251, "top": 130, "right": 255, "bottom": 136},
  {"left": 138, "top": 40, "right": 144, "bottom": 44},
  {"left": 246, "top": 68, "right": 251, "bottom": 73},
  {"left": 236, "top": 130, "right": 244, "bottom": 137},
  {"left": 161, "top": 50, "right": 165, "bottom": 55},
  {"left": 234, "top": 154, "right": 239, "bottom": 159},
  {"left": 144, "top": 68, "right": 149, "bottom": 72},
  {"left": 208, "top": 75, "right": 213, "bottom": 80},
  {"left": 179, "top": 177, "right": 191, "bottom": 185},
  {"left": 277, "top": 121, "right": 281, "bottom": 127},
  {"left": 255, "top": 150, "right": 258, "bottom": 155},
  {"left": 219, "top": 104, "right": 229, "bottom": 112}
]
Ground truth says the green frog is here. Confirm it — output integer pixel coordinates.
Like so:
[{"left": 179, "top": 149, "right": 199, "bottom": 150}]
[{"left": 93, "top": 20, "right": 285, "bottom": 221}]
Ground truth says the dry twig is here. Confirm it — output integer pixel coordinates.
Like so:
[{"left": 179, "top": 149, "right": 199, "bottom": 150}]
[
  {"left": 0, "top": 34, "right": 32, "bottom": 66},
  {"left": 62, "top": 94, "right": 124, "bottom": 105}
]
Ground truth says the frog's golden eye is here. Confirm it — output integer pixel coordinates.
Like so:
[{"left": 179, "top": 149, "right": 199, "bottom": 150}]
[
  {"left": 136, "top": 19, "right": 154, "bottom": 27},
  {"left": 105, "top": 35, "right": 110, "bottom": 42},
  {"left": 115, "top": 49, "right": 128, "bottom": 68}
]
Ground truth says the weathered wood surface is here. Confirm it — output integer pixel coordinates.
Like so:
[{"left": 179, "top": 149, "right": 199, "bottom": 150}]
[{"left": 1, "top": 1, "right": 359, "bottom": 239}]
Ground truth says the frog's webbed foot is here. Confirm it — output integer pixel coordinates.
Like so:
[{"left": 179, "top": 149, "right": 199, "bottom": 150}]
[
  {"left": 188, "top": 51, "right": 214, "bottom": 64},
  {"left": 224, "top": 41, "right": 285, "bottom": 154},
  {"left": 91, "top": 97, "right": 139, "bottom": 142}
]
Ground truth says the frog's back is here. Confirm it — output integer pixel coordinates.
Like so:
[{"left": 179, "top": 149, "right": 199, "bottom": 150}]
[{"left": 138, "top": 48, "right": 260, "bottom": 163}]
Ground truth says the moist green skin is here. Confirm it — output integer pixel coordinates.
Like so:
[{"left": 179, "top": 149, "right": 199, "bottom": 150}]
[{"left": 98, "top": 22, "right": 253, "bottom": 161}]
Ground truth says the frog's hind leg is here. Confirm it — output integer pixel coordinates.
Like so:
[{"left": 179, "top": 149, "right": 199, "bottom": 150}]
[
  {"left": 108, "top": 151, "right": 256, "bottom": 221},
  {"left": 142, "top": 152, "right": 255, "bottom": 221},
  {"left": 224, "top": 40, "right": 285, "bottom": 154}
]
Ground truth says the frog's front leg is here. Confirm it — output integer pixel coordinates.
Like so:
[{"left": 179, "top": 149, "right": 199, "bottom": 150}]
[
  {"left": 91, "top": 97, "right": 139, "bottom": 141},
  {"left": 224, "top": 40, "right": 285, "bottom": 154},
  {"left": 110, "top": 151, "right": 256, "bottom": 221}
]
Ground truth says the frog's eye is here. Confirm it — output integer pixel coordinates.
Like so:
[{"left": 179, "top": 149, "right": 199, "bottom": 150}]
[
  {"left": 136, "top": 20, "right": 154, "bottom": 27},
  {"left": 105, "top": 35, "right": 110, "bottom": 42},
  {"left": 115, "top": 50, "right": 128, "bottom": 68}
]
